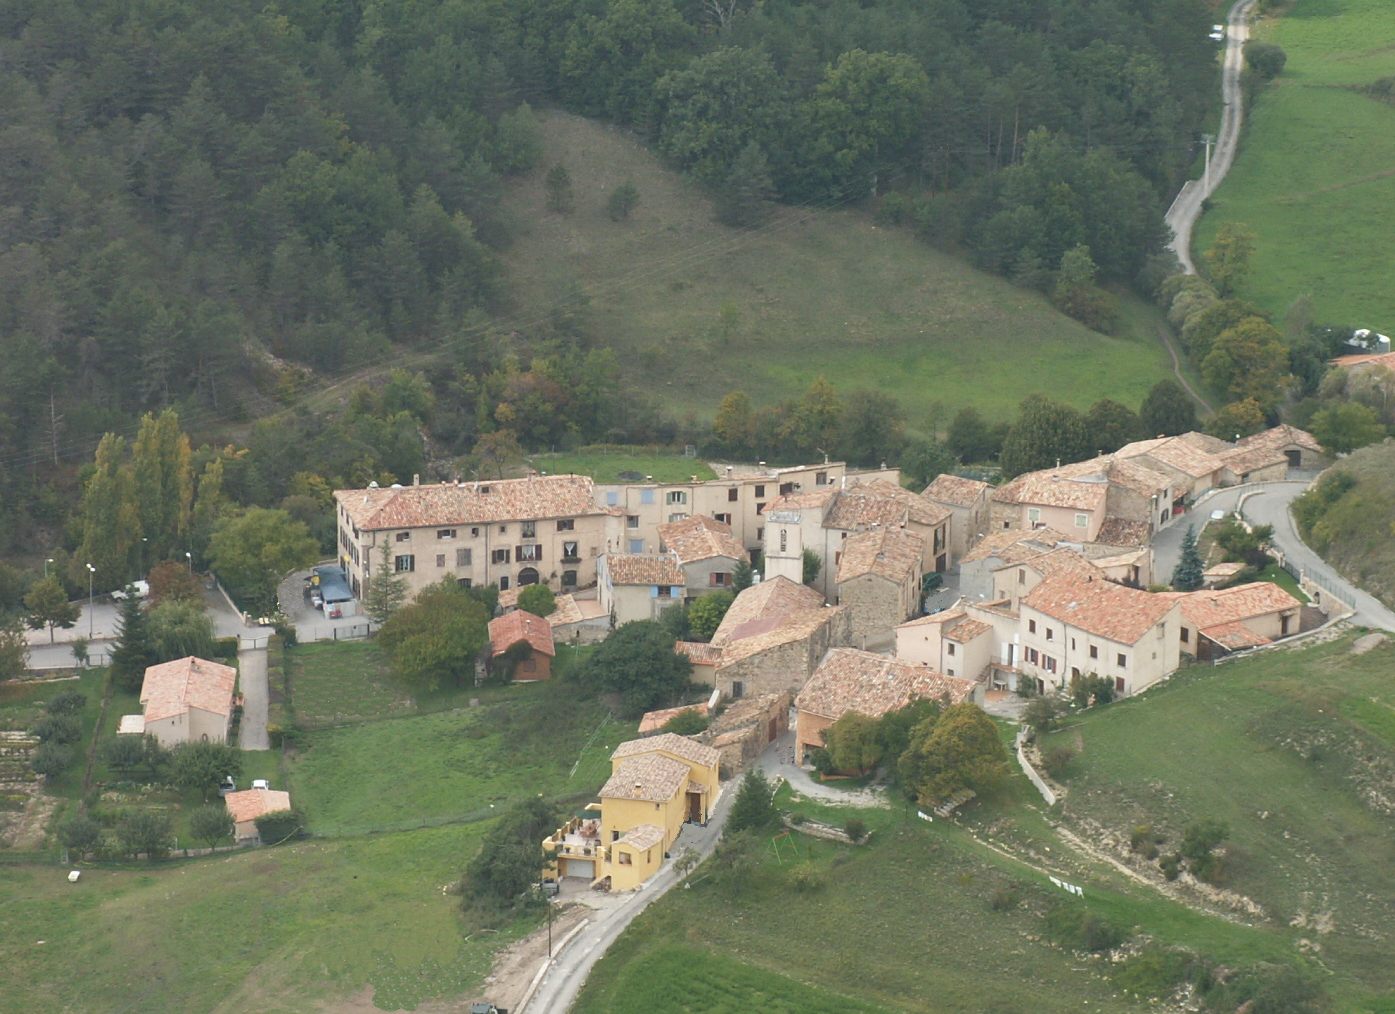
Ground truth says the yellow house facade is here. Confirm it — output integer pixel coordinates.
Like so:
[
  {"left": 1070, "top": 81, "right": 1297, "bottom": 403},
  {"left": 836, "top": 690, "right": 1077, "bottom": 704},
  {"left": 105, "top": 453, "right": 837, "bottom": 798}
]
[{"left": 544, "top": 733, "right": 720, "bottom": 891}]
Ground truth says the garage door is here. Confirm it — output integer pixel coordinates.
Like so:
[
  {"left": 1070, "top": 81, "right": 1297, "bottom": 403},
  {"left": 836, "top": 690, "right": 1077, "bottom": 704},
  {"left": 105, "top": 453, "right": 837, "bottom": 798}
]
[{"left": 562, "top": 859, "right": 594, "bottom": 879}]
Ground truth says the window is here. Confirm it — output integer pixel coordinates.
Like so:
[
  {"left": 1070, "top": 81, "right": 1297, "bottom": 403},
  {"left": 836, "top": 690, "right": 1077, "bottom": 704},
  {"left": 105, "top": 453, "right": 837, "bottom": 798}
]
[
  {"left": 498, "top": 525, "right": 507, "bottom": 534},
  {"left": 611, "top": 831, "right": 621, "bottom": 842},
  {"left": 521, "top": 521, "right": 536, "bottom": 539},
  {"left": 628, "top": 540, "right": 644, "bottom": 553},
  {"left": 668, "top": 512, "right": 687, "bottom": 522},
  {"left": 714, "top": 513, "right": 731, "bottom": 524},
  {"left": 562, "top": 541, "right": 579, "bottom": 560},
  {"left": 756, "top": 527, "right": 763, "bottom": 541},
  {"left": 1116, "top": 653, "right": 1127, "bottom": 668},
  {"left": 1075, "top": 513, "right": 1088, "bottom": 529},
  {"left": 1028, "top": 619, "right": 1036, "bottom": 634},
  {"left": 779, "top": 482, "right": 794, "bottom": 495},
  {"left": 754, "top": 485, "right": 765, "bottom": 497},
  {"left": 1027, "top": 507, "right": 1042, "bottom": 524},
  {"left": 618, "top": 852, "right": 633, "bottom": 866},
  {"left": 666, "top": 491, "right": 687, "bottom": 505},
  {"left": 1045, "top": 628, "right": 1054, "bottom": 641},
  {"left": 1089, "top": 645, "right": 1099, "bottom": 659},
  {"left": 492, "top": 548, "right": 511, "bottom": 564},
  {"left": 816, "top": 471, "right": 828, "bottom": 485},
  {"left": 436, "top": 554, "right": 446, "bottom": 568},
  {"left": 499, "top": 576, "right": 509, "bottom": 590},
  {"left": 479, "top": 485, "right": 491, "bottom": 494},
  {"left": 710, "top": 572, "right": 732, "bottom": 587},
  {"left": 394, "top": 555, "right": 415, "bottom": 572},
  {"left": 518, "top": 567, "right": 539, "bottom": 586},
  {"left": 606, "top": 492, "right": 618, "bottom": 506},
  {"left": 1027, "top": 648, "right": 1038, "bottom": 664},
  {"left": 437, "top": 529, "right": 456, "bottom": 540},
  {"left": 456, "top": 548, "right": 472, "bottom": 567},
  {"left": 947, "top": 642, "right": 956, "bottom": 656},
  {"left": 756, "top": 502, "right": 766, "bottom": 514},
  {"left": 1181, "top": 627, "right": 1190, "bottom": 643},
  {"left": 457, "top": 578, "right": 472, "bottom": 588},
  {"left": 1044, "top": 655, "right": 1057, "bottom": 673},
  {"left": 1070, "top": 637, "right": 1076, "bottom": 650},
  {"left": 640, "top": 489, "right": 655, "bottom": 505},
  {"left": 471, "top": 527, "right": 479, "bottom": 537},
  {"left": 517, "top": 544, "right": 542, "bottom": 562},
  {"left": 779, "top": 529, "right": 787, "bottom": 553},
  {"left": 731, "top": 680, "right": 744, "bottom": 699},
  {"left": 557, "top": 519, "right": 574, "bottom": 532},
  {"left": 947, "top": 668, "right": 955, "bottom": 677},
  {"left": 395, "top": 531, "right": 411, "bottom": 542},
  {"left": 1018, "top": 570, "right": 1026, "bottom": 585},
  {"left": 728, "top": 487, "right": 739, "bottom": 502},
  {"left": 626, "top": 515, "right": 640, "bottom": 528},
  {"left": 562, "top": 570, "right": 577, "bottom": 586}
]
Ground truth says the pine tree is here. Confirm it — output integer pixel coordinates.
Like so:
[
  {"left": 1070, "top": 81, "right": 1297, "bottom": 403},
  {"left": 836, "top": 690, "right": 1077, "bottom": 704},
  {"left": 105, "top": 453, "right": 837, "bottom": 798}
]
[
  {"left": 109, "top": 592, "right": 157, "bottom": 693},
  {"left": 363, "top": 542, "right": 408, "bottom": 624},
  {"left": 544, "top": 162, "right": 574, "bottom": 214},
  {"left": 1171, "top": 525, "right": 1204, "bottom": 592},
  {"left": 726, "top": 769, "right": 776, "bottom": 834},
  {"left": 714, "top": 141, "right": 774, "bottom": 227}
]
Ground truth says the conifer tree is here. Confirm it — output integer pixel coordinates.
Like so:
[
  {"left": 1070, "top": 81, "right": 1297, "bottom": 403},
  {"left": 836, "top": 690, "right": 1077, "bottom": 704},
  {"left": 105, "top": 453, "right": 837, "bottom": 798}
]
[
  {"left": 363, "top": 542, "right": 408, "bottom": 624},
  {"left": 109, "top": 592, "right": 157, "bottom": 693},
  {"left": 1171, "top": 525, "right": 1204, "bottom": 592}
]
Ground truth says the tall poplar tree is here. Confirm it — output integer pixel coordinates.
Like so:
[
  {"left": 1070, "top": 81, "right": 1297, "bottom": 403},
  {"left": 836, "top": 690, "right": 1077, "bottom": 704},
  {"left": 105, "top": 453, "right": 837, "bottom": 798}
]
[
  {"left": 131, "top": 410, "right": 193, "bottom": 562},
  {"left": 71, "top": 434, "right": 142, "bottom": 590}
]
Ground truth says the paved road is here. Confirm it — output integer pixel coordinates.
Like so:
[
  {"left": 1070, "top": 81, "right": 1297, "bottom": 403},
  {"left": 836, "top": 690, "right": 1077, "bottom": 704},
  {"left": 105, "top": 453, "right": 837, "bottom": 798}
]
[
  {"left": 1154, "top": 481, "right": 1395, "bottom": 631},
  {"left": 1165, "top": 0, "right": 1258, "bottom": 273},
  {"left": 522, "top": 785, "right": 734, "bottom": 1014},
  {"left": 237, "top": 647, "right": 271, "bottom": 750}
]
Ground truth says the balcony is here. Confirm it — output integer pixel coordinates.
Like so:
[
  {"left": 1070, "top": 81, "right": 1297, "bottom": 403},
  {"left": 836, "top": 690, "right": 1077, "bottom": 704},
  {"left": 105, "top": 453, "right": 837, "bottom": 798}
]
[{"left": 545, "top": 815, "right": 606, "bottom": 862}]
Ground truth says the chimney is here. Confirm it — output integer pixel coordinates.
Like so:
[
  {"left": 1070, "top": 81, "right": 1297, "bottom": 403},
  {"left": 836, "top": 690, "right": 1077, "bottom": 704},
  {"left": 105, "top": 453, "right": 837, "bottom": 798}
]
[{"left": 413, "top": 473, "right": 420, "bottom": 486}]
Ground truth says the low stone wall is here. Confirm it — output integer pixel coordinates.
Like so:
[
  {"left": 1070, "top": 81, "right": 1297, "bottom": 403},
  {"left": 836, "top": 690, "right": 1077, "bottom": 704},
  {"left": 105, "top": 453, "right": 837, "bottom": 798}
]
[
  {"left": 780, "top": 814, "right": 870, "bottom": 845},
  {"left": 1015, "top": 727, "right": 1058, "bottom": 806}
]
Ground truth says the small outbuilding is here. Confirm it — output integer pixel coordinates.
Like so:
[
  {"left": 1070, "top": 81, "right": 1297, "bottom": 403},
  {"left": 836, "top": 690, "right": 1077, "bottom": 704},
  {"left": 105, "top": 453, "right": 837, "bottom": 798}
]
[
  {"left": 225, "top": 787, "right": 293, "bottom": 844},
  {"left": 488, "top": 609, "right": 556, "bottom": 681},
  {"left": 135, "top": 656, "right": 237, "bottom": 748}
]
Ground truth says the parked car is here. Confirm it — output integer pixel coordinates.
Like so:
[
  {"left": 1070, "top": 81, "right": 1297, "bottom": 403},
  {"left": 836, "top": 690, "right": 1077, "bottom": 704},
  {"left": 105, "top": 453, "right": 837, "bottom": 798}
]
[
  {"left": 471, "top": 1006, "right": 509, "bottom": 1014},
  {"left": 252, "top": 779, "right": 270, "bottom": 790},
  {"left": 111, "top": 581, "right": 150, "bottom": 600},
  {"left": 1209, "top": 24, "right": 1225, "bottom": 40},
  {"left": 218, "top": 777, "right": 237, "bottom": 797}
]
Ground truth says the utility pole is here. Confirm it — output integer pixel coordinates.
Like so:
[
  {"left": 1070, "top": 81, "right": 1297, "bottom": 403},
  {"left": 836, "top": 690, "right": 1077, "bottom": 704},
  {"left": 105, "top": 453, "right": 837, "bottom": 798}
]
[{"left": 1201, "top": 133, "right": 1215, "bottom": 194}]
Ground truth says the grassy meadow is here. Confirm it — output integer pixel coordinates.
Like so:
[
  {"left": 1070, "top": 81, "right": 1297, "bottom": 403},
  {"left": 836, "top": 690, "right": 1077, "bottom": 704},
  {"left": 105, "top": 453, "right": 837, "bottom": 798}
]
[
  {"left": 1195, "top": 0, "right": 1395, "bottom": 331},
  {"left": 531, "top": 448, "right": 717, "bottom": 483},
  {"left": 500, "top": 111, "right": 1177, "bottom": 425}
]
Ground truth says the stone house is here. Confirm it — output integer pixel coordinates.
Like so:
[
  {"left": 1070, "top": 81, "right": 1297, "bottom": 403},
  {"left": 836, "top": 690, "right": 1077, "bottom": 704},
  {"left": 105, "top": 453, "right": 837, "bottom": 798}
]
[
  {"left": 597, "top": 553, "right": 686, "bottom": 626},
  {"left": 656, "top": 515, "right": 747, "bottom": 599},
  {"left": 699, "top": 692, "right": 790, "bottom": 777},
  {"left": 921, "top": 474, "right": 992, "bottom": 563},
  {"left": 487, "top": 609, "right": 555, "bottom": 681},
  {"left": 834, "top": 527, "right": 925, "bottom": 642},
  {"left": 128, "top": 656, "right": 237, "bottom": 748},
  {"left": 712, "top": 605, "right": 850, "bottom": 700},
  {"left": 1168, "top": 581, "right": 1304, "bottom": 660}
]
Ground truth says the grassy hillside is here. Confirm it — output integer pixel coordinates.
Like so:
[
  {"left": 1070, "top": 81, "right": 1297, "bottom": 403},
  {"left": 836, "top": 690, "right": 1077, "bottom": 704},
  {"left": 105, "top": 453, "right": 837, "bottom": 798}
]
[
  {"left": 1292, "top": 440, "right": 1395, "bottom": 607},
  {"left": 1041, "top": 634, "right": 1395, "bottom": 1009},
  {"left": 500, "top": 111, "right": 1176, "bottom": 424},
  {"left": 1195, "top": 0, "right": 1395, "bottom": 332}
]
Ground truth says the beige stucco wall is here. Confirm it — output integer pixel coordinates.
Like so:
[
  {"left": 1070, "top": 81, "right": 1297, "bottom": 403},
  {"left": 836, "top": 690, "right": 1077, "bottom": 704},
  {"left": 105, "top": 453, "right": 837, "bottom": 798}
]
[
  {"left": 896, "top": 622, "right": 945, "bottom": 669},
  {"left": 795, "top": 709, "right": 834, "bottom": 765},
  {"left": 1016, "top": 601, "right": 1181, "bottom": 697},
  {"left": 143, "top": 705, "right": 229, "bottom": 748},
  {"left": 678, "top": 555, "right": 742, "bottom": 598},
  {"left": 943, "top": 631, "right": 991, "bottom": 683},
  {"left": 601, "top": 581, "right": 682, "bottom": 626}
]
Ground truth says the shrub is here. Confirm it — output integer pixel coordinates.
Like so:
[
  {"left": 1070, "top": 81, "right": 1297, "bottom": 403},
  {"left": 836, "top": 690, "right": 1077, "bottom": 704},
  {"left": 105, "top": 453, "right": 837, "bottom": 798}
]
[
  {"left": 844, "top": 817, "right": 867, "bottom": 843},
  {"left": 213, "top": 636, "right": 240, "bottom": 659},
  {"left": 989, "top": 886, "right": 1019, "bottom": 912},
  {"left": 254, "top": 809, "right": 305, "bottom": 844},
  {"left": 1022, "top": 696, "right": 1062, "bottom": 733},
  {"left": 1116, "top": 946, "right": 1208, "bottom": 996},
  {"left": 1045, "top": 904, "right": 1126, "bottom": 952},
  {"left": 61, "top": 814, "right": 102, "bottom": 855},
  {"left": 787, "top": 811, "right": 806, "bottom": 825},
  {"left": 30, "top": 742, "right": 74, "bottom": 777},
  {"left": 660, "top": 708, "right": 709, "bottom": 736},
  {"left": 115, "top": 809, "right": 174, "bottom": 858},
  {"left": 190, "top": 803, "right": 235, "bottom": 849},
  {"left": 517, "top": 583, "right": 556, "bottom": 617},
  {"left": 787, "top": 862, "right": 827, "bottom": 892},
  {"left": 45, "top": 691, "right": 87, "bottom": 716},
  {"left": 1160, "top": 854, "right": 1181, "bottom": 880},
  {"left": 1042, "top": 746, "right": 1075, "bottom": 777},
  {"left": 33, "top": 714, "right": 82, "bottom": 745}
]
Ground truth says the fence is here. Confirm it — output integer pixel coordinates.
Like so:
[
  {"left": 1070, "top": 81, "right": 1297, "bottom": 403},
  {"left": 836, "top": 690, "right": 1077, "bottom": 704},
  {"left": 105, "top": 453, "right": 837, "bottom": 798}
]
[{"left": 295, "top": 621, "right": 375, "bottom": 644}]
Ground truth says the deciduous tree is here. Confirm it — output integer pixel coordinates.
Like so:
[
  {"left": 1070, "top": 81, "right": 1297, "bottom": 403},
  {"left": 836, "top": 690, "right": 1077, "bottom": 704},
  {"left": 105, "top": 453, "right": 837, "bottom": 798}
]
[
  {"left": 579, "top": 620, "right": 692, "bottom": 716},
  {"left": 464, "top": 797, "right": 557, "bottom": 905},
  {"left": 24, "top": 575, "right": 80, "bottom": 643},
  {"left": 377, "top": 579, "right": 490, "bottom": 692},
  {"left": 606, "top": 182, "right": 639, "bottom": 221},
  {"left": 1085, "top": 399, "right": 1143, "bottom": 454},
  {"left": 517, "top": 583, "right": 557, "bottom": 617},
  {"left": 170, "top": 741, "right": 243, "bottom": 802},
  {"left": 1204, "top": 223, "right": 1257, "bottom": 297},
  {"left": 898, "top": 704, "right": 1009, "bottom": 806},
  {"left": 1140, "top": 379, "right": 1198, "bottom": 437},
  {"left": 116, "top": 810, "right": 173, "bottom": 859},
  {"left": 823, "top": 711, "right": 883, "bottom": 774},
  {"left": 189, "top": 804, "right": 234, "bottom": 850},
  {"left": 1310, "top": 402, "right": 1385, "bottom": 455},
  {"left": 208, "top": 508, "right": 319, "bottom": 613},
  {"left": 147, "top": 598, "right": 217, "bottom": 663},
  {"left": 687, "top": 590, "right": 733, "bottom": 641},
  {"left": 998, "top": 395, "right": 1090, "bottom": 478}
]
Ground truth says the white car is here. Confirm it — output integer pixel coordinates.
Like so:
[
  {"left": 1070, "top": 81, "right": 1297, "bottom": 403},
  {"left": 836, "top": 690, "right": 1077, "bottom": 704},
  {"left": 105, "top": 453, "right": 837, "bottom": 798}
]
[
  {"left": 111, "top": 580, "right": 150, "bottom": 600},
  {"left": 1210, "top": 25, "right": 1225, "bottom": 40},
  {"left": 252, "top": 779, "right": 270, "bottom": 790},
  {"left": 1210, "top": 509, "right": 1228, "bottom": 521}
]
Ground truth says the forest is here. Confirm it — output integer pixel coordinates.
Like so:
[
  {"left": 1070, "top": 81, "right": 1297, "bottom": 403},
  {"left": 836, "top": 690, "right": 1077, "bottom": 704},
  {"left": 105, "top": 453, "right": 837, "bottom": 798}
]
[{"left": 0, "top": 0, "right": 1219, "bottom": 574}]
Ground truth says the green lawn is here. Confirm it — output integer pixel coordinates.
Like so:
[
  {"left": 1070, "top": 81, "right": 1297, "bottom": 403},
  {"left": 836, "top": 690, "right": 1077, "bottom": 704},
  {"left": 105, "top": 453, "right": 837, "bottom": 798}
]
[
  {"left": 287, "top": 677, "right": 632, "bottom": 831},
  {"left": 1041, "top": 634, "right": 1395, "bottom": 1008},
  {"left": 532, "top": 448, "right": 717, "bottom": 483},
  {"left": 286, "top": 640, "right": 416, "bottom": 728},
  {"left": 0, "top": 822, "right": 521, "bottom": 1014},
  {"left": 502, "top": 110, "right": 1176, "bottom": 425},
  {"left": 1195, "top": 0, "right": 1395, "bottom": 331},
  {"left": 1255, "top": 561, "right": 1310, "bottom": 603}
]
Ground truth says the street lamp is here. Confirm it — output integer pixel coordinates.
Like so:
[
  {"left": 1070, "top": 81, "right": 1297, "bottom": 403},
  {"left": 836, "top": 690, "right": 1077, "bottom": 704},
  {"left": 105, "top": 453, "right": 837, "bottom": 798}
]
[
  {"left": 86, "top": 563, "right": 96, "bottom": 639},
  {"left": 44, "top": 558, "right": 54, "bottom": 578},
  {"left": 185, "top": 551, "right": 193, "bottom": 575}
]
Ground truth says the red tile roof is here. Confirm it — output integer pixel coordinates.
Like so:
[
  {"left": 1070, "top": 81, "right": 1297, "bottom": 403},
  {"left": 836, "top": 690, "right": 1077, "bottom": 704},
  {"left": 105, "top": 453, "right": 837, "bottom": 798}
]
[
  {"left": 334, "top": 475, "right": 604, "bottom": 530},
  {"left": 140, "top": 656, "right": 236, "bottom": 723},
  {"left": 599, "top": 754, "right": 690, "bottom": 802},
  {"left": 714, "top": 607, "right": 844, "bottom": 668},
  {"left": 656, "top": 515, "right": 746, "bottom": 566},
  {"left": 675, "top": 641, "right": 723, "bottom": 665},
  {"left": 1177, "top": 581, "right": 1301, "bottom": 634},
  {"left": 637, "top": 703, "right": 710, "bottom": 734},
  {"left": 1094, "top": 517, "right": 1152, "bottom": 548},
  {"left": 710, "top": 576, "right": 824, "bottom": 646},
  {"left": 1233, "top": 424, "right": 1323, "bottom": 456},
  {"left": 224, "top": 787, "right": 292, "bottom": 825},
  {"left": 603, "top": 553, "right": 686, "bottom": 586},
  {"left": 960, "top": 528, "right": 1074, "bottom": 564},
  {"left": 922, "top": 474, "right": 991, "bottom": 507},
  {"left": 488, "top": 609, "right": 556, "bottom": 658},
  {"left": 836, "top": 527, "right": 924, "bottom": 584},
  {"left": 823, "top": 480, "right": 950, "bottom": 530},
  {"left": 1023, "top": 572, "right": 1177, "bottom": 645},
  {"left": 795, "top": 648, "right": 975, "bottom": 720},
  {"left": 612, "top": 732, "right": 720, "bottom": 768}
]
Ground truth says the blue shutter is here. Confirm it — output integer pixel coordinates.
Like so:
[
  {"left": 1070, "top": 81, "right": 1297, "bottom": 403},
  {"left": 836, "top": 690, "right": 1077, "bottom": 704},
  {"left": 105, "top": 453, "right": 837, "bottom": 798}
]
[{"left": 650, "top": 586, "right": 659, "bottom": 598}]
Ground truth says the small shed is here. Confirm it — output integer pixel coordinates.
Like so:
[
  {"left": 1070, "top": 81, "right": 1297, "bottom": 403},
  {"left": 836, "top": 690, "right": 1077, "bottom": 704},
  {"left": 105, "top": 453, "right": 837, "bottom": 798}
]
[
  {"left": 225, "top": 787, "right": 293, "bottom": 844},
  {"left": 488, "top": 609, "right": 556, "bottom": 681}
]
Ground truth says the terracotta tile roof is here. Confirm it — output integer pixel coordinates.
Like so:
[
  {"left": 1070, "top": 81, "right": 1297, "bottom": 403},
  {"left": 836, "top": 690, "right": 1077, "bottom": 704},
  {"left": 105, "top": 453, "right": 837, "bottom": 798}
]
[
  {"left": 1023, "top": 572, "right": 1177, "bottom": 645},
  {"left": 1217, "top": 445, "right": 1287, "bottom": 475},
  {"left": 1234, "top": 424, "right": 1323, "bottom": 455},
  {"left": 1117, "top": 435, "right": 1226, "bottom": 479},
  {"left": 1016, "top": 547, "right": 1105, "bottom": 580},
  {"left": 611, "top": 732, "right": 721, "bottom": 769},
  {"left": 994, "top": 471, "right": 1109, "bottom": 512},
  {"left": 824, "top": 480, "right": 950, "bottom": 530},
  {"left": 616, "top": 823, "right": 666, "bottom": 851},
  {"left": 1090, "top": 549, "right": 1149, "bottom": 570},
  {"left": 656, "top": 515, "right": 746, "bottom": 565},
  {"left": 497, "top": 586, "right": 521, "bottom": 609},
  {"left": 795, "top": 648, "right": 975, "bottom": 721},
  {"left": 1333, "top": 350, "right": 1395, "bottom": 372},
  {"left": 960, "top": 527, "right": 1073, "bottom": 564},
  {"left": 638, "top": 703, "right": 709, "bottom": 734},
  {"left": 921, "top": 474, "right": 991, "bottom": 507},
  {"left": 224, "top": 788, "right": 292, "bottom": 825},
  {"left": 488, "top": 610, "right": 555, "bottom": 658},
  {"left": 1100, "top": 457, "right": 1175, "bottom": 497},
  {"left": 675, "top": 641, "right": 723, "bottom": 665},
  {"left": 599, "top": 754, "right": 690, "bottom": 802},
  {"left": 944, "top": 617, "right": 992, "bottom": 641},
  {"left": 547, "top": 595, "right": 607, "bottom": 626},
  {"left": 711, "top": 576, "right": 824, "bottom": 646},
  {"left": 765, "top": 488, "right": 838, "bottom": 514},
  {"left": 334, "top": 475, "right": 604, "bottom": 530},
  {"left": 836, "top": 528, "right": 924, "bottom": 584},
  {"left": 140, "top": 656, "right": 236, "bottom": 723},
  {"left": 1178, "top": 582, "right": 1301, "bottom": 633},
  {"left": 1094, "top": 517, "right": 1152, "bottom": 548},
  {"left": 1201, "top": 620, "right": 1272, "bottom": 649},
  {"left": 602, "top": 553, "right": 685, "bottom": 586},
  {"left": 715, "top": 607, "right": 842, "bottom": 667},
  {"left": 1203, "top": 561, "right": 1246, "bottom": 580},
  {"left": 896, "top": 609, "right": 962, "bottom": 630}
]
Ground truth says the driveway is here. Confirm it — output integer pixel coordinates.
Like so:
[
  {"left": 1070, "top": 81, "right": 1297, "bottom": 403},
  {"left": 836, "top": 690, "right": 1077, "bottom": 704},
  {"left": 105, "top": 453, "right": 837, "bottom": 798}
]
[
  {"left": 278, "top": 568, "right": 374, "bottom": 643},
  {"left": 755, "top": 726, "right": 890, "bottom": 808},
  {"left": 1155, "top": 481, "right": 1395, "bottom": 631},
  {"left": 1165, "top": 0, "right": 1258, "bottom": 273},
  {"left": 238, "top": 647, "right": 271, "bottom": 750},
  {"left": 521, "top": 784, "right": 734, "bottom": 1014}
]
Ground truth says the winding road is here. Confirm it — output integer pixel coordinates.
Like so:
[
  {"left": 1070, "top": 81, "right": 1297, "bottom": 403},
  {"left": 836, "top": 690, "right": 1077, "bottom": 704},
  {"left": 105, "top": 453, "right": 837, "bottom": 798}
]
[{"left": 1165, "top": 0, "right": 1259, "bottom": 274}]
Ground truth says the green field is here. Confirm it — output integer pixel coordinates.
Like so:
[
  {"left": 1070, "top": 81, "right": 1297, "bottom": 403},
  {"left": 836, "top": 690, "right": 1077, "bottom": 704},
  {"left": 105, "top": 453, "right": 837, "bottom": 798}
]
[
  {"left": 501, "top": 111, "right": 1177, "bottom": 424},
  {"left": 287, "top": 640, "right": 416, "bottom": 728},
  {"left": 1195, "top": 0, "right": 1395, "bottom": 331},
  {"left": 1042, "top": 634, "right": 1395, "bottom": 1007},
  {"left": 0, "top": 822, "right": 517, "bottom": 1014},
  {"left": 287, "top": 664, "right": 631, "bottom": 831},
  {"left": 532, "top": 448, "right": 717, "bottom": 483}
]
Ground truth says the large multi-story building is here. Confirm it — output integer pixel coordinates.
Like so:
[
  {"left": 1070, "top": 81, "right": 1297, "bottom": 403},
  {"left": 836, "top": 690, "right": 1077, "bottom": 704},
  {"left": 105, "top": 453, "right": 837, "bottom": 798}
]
[{"left": 333, "top": 475, "right": 619, "bottom": 601}]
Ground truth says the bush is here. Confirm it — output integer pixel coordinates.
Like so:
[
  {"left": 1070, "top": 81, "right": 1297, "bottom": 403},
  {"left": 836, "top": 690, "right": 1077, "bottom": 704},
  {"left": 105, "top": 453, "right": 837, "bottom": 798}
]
[
  {"left": 30, "top": 742, "right": 74, "bottom": 777},
  {"left": 61, "top": 814, "right": 102, "bottom": 855},
  {"left": 787, "top": 811, "right": 806, "bottom": 825},
  {"left": 1244, "top": 41, "right": 1287, "bottom": 80},
  {"left": 1042, "top": 746, "right": 1075, "bottom": 777},
  {"left": 660, "top": 708, "right": 709, "bottom": 736},
  {"left": 464, "top": 798, "right": 556, "bottom": 913},
  {"left": 45, "top": 691, "right": 87, "bottom": 716},
  {"left": 213, "top": 636, "right": 239, "bottom": 659},
  {"left": 1046, "top": 904, "right": 1126, "bottom": 952},
  {"left": 33, "top": 714, "right": 82, "bottom": 745},
  {"left": 843, "top": 818, "right": 867, "bottom": 843},
  {"left": 787, "top": 862, "right": 827, "bottom": 892},
  {"left": 116, "top": 810, "right": 174, "bottom": 858},
  {"left": 1022, "top": 696, "right": 1062, "bottom": 733},
  {"left": 516, "top": 583, "right": 556, "bottom": 617},
  {"left": 1116, "top": 946, "right": 1208, "bottom": 996},
  {"left": 989, "top": 886, "right": 1019, "bottom": 912},
  {"left": 254, "top": 809, "right": 305, "bottom": 844}
]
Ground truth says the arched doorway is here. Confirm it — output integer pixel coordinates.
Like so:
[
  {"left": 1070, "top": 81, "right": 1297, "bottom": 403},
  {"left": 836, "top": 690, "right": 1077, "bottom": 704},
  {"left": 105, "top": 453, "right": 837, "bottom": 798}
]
[{"left": 517, "top": 567, "right": 540, "bottom": 586}]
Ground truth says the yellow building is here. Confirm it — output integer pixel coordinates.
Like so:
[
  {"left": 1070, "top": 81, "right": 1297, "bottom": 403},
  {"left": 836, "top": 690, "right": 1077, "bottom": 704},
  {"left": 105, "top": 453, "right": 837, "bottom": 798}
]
[{"left": 544, "top": 733, "right": 720, "bottom": 891}]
